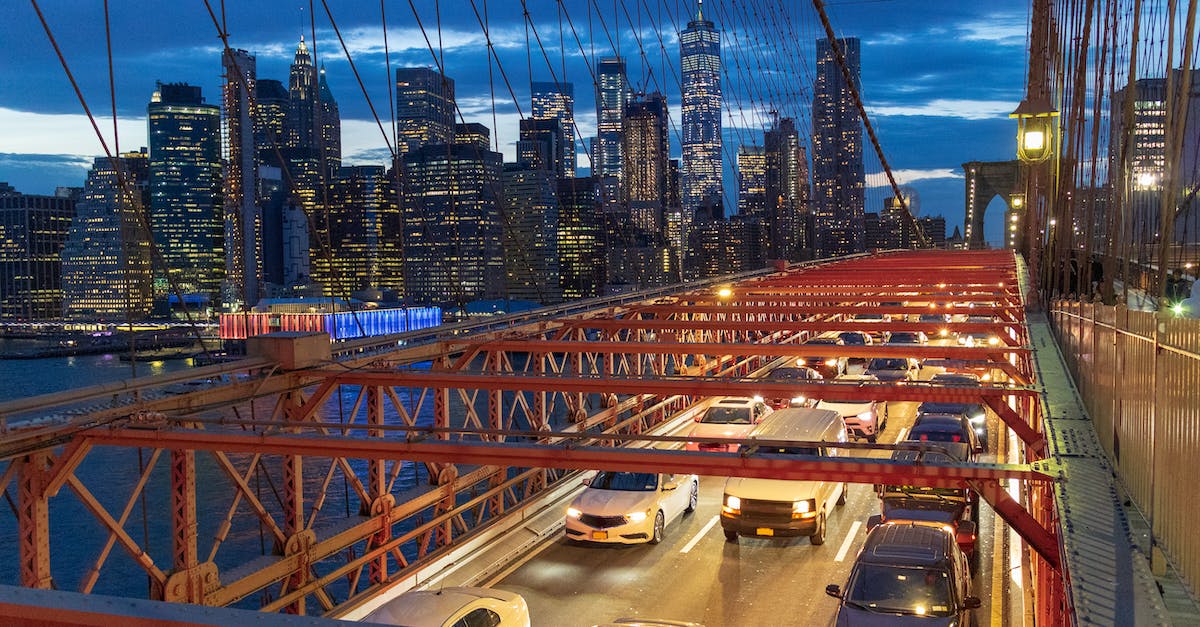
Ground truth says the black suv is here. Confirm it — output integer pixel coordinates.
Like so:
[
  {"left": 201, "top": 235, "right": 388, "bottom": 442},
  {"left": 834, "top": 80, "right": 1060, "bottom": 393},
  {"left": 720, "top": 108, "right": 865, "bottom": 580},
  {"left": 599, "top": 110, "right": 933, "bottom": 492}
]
[{"left": 827, "top": 521, "right": 980, "bottom": 625}]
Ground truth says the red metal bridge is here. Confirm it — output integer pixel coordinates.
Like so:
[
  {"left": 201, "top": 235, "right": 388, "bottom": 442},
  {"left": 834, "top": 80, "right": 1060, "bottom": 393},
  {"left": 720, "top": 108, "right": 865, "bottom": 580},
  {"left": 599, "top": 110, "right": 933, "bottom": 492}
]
[{"left": 0, "top": 249, "right": 1185, "bottom": 626}]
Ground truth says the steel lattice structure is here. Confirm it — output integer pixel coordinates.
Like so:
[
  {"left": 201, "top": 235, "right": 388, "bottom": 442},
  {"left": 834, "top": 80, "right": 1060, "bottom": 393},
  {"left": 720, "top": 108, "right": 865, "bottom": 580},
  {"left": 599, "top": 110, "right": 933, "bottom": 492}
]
[{"left": 0, "top": 250, "right": 1067, "bottom": 621}]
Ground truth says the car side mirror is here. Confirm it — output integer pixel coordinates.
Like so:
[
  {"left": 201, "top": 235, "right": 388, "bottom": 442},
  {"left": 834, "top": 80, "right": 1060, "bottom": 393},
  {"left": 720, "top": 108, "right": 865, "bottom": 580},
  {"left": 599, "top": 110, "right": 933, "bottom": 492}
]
[
  {"left": 963, "top": 596, "right": 982, "bottom": 610},
  {"left": 867, "top": 514, "right": 883, "bottom": 529},
  {"left": 825, "top": 584, "right": 842, "bottom": 599}
]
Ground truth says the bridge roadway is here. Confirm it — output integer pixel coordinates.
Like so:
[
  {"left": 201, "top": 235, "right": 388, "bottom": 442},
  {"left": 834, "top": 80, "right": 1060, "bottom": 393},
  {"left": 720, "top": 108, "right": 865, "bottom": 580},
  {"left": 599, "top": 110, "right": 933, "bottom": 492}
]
[{"left": 397, "top": 359, "right": 1010, "bottom": 627}]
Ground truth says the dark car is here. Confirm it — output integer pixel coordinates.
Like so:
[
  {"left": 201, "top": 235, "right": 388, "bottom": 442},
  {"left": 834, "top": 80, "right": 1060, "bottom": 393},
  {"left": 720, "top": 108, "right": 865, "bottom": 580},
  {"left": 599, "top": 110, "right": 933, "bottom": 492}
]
[
  {"left": 838, "top": 331, "right": 874, "bottom": 364},
  {"left": 864, "top": 357, "right": 920, "bottom": 382},
  {"left": 873, "top": 445, "right": 980, "bottom": 569},
  {"left": 886, "top": 331, "right": 928, "bottom": 345},
  {"left": 907, "top": 413, "right": 983, "bottom": 454},
  {"left": 796, "top": 337, "right": 847, "bottom": 379},
  {"left": 762, "top": 366, "right": 823, "bottom": 408},
  {"left": 827, "top": 521, "right": 980, "bottom": 625},
  {"left": 920, "top": 374, "right": 989, "bottom": 451}
]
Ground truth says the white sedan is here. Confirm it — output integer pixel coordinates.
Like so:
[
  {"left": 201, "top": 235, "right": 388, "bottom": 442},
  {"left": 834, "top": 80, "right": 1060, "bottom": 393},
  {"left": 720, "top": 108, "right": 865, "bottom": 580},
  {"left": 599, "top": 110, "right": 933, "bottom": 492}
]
[
  {"left": 565, "top": 471, "right": 699, "bottom": 544},
  {"left": 362, "top": 586, "right": 530, "bottom": 627}
]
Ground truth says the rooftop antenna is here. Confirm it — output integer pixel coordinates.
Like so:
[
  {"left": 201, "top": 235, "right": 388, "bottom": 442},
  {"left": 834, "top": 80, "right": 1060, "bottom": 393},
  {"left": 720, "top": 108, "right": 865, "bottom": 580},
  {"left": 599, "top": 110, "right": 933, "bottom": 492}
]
[{"left": 697, "top": 0, "right": 703, "bottom": 21}]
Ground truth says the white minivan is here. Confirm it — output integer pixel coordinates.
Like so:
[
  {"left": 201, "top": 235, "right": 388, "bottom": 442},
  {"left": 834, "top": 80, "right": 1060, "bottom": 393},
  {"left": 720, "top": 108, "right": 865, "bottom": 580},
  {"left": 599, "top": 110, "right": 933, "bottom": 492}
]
[{"left": 720, "top": 407, "right": 848, "bottom": 545}]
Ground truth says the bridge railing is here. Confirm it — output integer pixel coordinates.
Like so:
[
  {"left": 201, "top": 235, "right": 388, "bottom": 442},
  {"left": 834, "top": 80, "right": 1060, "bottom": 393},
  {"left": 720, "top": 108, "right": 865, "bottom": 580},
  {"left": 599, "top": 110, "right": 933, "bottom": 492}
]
[{"left": 1050, "top": 299, "right": 1200, "bottom": 598}]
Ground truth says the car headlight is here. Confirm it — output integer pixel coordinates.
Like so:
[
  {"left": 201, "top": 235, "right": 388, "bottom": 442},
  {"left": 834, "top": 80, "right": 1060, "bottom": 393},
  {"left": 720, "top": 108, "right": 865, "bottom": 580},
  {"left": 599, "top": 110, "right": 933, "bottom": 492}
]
[
  {"left": 791, "top": 396, "right": 807, "bottom": 405},
  {"left": 792, "top": 499, "right": 817, "bottom": 518},
  {"left": 981, "top": 373, "right": 992, "bottom": 381},
  {"left": 724, "top": 495, "right": 741, "bottom": 510},
  {"left": 627, "top": 511, "right": 647, "bottom": 523},
  {"left": 939, "top": 328, "right": 949, "bottom": 337},
  {"left": 567, "top": 507, "right": 582, "bottom": 518},
  {"left": 796, "top": 358, "right": 806, "bottom": 366},
  {"left": 793, "top": 499, "right": 810, "bottom": 514},
  {"left": 857, "top": 410, "right": 875, "bottom": 423},
  {"left": 969, "top": 413, "right": 985, "bottom": 424},
  {"left": 988, "top": 336, "right": 1000, "bottom": 346},
  {"left": 824, "top": 359, "right": 838, "bottom": 367}
]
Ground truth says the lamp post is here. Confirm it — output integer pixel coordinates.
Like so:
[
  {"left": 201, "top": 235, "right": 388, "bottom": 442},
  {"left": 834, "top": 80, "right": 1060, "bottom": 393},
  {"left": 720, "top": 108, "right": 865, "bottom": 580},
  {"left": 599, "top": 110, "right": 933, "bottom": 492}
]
[
  {"left": 1011, "top": 95, "right": 1059, "bottom": 164},
  {"left": 1012, "top": 94, "right": 1060, "bottom": 299}
]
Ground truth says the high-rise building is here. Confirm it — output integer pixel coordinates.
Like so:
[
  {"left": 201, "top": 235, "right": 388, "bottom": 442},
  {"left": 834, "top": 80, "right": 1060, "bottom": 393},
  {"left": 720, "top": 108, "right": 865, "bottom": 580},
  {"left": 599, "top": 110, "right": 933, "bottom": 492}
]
[
  {"left": 883, "top": 188, "right": 919, "bottom": 248},
  {"left": 0, "top": 185, "right": 75, "bottom": 320},
  {"left": 402, "top": 142, "right": 504, "bottom": 307},
  {"left": 396, "top": 67, "right": 456, "bottom": 156},
  {"left": 595, "top": 58, "right": 629, "bottom": 185},
  {"left": 61, "top": 151, "right": 153, "bottom": 319},
  {"left": 517, "top": 118, "right": 564, "bottom": 174},
  {"left": 318, "top": 66, "right": 341, "bottom": 170},
  {"left": 455, "top": 123, "right": 491, "bottom": 151},
  {"left": 917, "top": 215, "right": 947, "bottom": 249},
  {"left": 531, "top": 81, "right": 576, "bottom": 179},
  {"left": 765, "top": 117, "right": 810, "bottom": 261},
  {"left": 813, "top": 37, "right": 865, "bottom": 258},
  {"left": 287, "top": 38, "right": 319, "bottom": 157},
  {"left": 258, "top": 165, "right": 310, "bottom": 289},
  {"left": 557, "top": 176, "right": 605, "bottom": 300},
  {"left": 685, "top": 218, "right": 762, "bottom": 280},
  {"left": 737, "top": 145, "right": 767, "bottom": 217},
  {"left": 254, "top": 79, "right": 289, "bottom": 167},
  {"left": 502, "top": 165, "right": 561, "bottom": 304},
  {"left": 623, "top": 92, "right": 670, "bottom": 236},
  {"left": 221, "top": 48, "right": 261, "bottom": 308},
  {"left": 318, "top": 165, "right": 403, "bottom": 297},
  {"left": 147, "top": 82, "right": 224, "bottom": 301},
  {"left": 681, "top": 3, "right": 722, "bottom": 216}
]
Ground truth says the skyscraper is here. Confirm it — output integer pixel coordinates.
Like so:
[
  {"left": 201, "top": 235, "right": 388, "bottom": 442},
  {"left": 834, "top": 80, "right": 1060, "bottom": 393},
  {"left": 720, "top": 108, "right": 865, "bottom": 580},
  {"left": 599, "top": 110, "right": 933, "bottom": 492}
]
[
  {"left": 502, "top": 165, "right": 561, "bottom": 304},
  {"left": 517, "top": 118, "right": 564, "bottom": 173},
  {"left": 0, "top": 184, "right": 75, "bottom": 320},
  {"left": 221, "top": 48, "right": 260, "bottom": 308},
  {"left": 765, "top": 117, "right": 811, "bottom": 261},
  {"left": 147, "top": 82, "right": 223, "bottom": 300},
  {"left": 402, "top": 143, "right": 504, "bottom": 307},
  {"left": 61, "top": 151, "right": 153, "bottom": 319},
  {"left": 812, "top": 37, "right": 865, "bottom": 258},
  {"left": 623, "top": 92, "right": 670, "bottom": 236},
  {"left": 737, "top": 145, "right": 767, "bottom": 217},
  {"left": 531, "top": 81, "right": 576, "bottom": 179},
  {"left": 595, "top": 58, "right": 629, "bottom": 184},
  {"left": 396, "top": 67, "right": 456, "bottom": 156},
  {"left": 254, "top": 79, "right": 289, "bottom": 167},
  {"left": 287, "top": 37, "right": 319, "bottom": 157},
  {"left": 318, "top": 66, "right": 341, "bottom": 170},
  {"left": 681, "top": 2, "right": 722, "bottom": 216},
  {"left": 319, "top": 165, "right": 403, "bottom": 296},
  {"left": 557, "top": 176, "right": 605, "bottom": 299}
]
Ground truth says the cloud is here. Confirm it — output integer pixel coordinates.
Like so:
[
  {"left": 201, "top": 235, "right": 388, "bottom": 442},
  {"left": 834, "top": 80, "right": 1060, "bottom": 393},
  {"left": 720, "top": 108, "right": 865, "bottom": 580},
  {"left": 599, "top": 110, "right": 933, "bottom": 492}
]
[
  {"left": 865, "top": 168, "right": 962, "bottom": 188},
  {"left": 0, "top": 107, "right": 145, "bottom": 157},
  {"left": 958, "top": 14, "right": 1028, "bottom": 46},
  {"left": 867, "top": 98, "right": 1018, "bottom": 120}
]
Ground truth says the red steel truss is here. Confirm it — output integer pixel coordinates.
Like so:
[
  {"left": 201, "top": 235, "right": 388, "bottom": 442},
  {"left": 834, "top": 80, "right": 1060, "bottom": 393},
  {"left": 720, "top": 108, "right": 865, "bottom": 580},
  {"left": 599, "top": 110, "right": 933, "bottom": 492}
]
[{"left": 0, "top": 250, "right": 1068, "bottom": 623}]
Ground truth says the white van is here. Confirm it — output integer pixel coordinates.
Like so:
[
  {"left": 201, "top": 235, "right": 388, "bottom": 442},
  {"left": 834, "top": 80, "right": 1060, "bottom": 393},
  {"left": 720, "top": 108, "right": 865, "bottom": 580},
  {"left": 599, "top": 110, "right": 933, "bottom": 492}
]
[{"left": 720, "top": 407, "right": 848, "bottom": 545}]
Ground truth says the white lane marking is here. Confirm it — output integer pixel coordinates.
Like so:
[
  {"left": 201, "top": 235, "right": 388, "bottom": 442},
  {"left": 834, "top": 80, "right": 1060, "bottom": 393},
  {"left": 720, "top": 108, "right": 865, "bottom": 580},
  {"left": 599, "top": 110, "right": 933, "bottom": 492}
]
[
  {"left": 834, "top": 520, "right": 863, "bottom": 562},
  {"left": 895, "top": 427, "right": 908, "bottom": 443},
  {"left": 680, "top": 515, "right": 720, "bottom": 554}
]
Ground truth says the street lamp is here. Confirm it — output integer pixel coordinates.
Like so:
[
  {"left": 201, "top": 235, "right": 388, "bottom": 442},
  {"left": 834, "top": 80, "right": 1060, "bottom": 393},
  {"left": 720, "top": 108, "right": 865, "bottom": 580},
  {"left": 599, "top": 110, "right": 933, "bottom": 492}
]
[{"left": 1011, "top": 95, "right": 1059, "bottom": 164}]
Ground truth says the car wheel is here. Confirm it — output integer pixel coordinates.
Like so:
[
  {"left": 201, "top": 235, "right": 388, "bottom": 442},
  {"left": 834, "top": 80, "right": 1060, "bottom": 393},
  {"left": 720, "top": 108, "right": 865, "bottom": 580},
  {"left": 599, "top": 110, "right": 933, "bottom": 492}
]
[
  {"left": 649, "top": 510, "right": 665, "bottom": 544},
  {"left": 810, "top": 511, "right": 827, "bottom": 545},
  {"left": 685, "top": 480, "right": 699, "bottom": 513},
  {"left": 837, "top": 483, "right": 848, "bottom": 506},
  {"left": 724, "top": 529, "right": 738, "bottom": 542},
  {"left": 867, "top": 433, "right": 877, "bottom": 444}
]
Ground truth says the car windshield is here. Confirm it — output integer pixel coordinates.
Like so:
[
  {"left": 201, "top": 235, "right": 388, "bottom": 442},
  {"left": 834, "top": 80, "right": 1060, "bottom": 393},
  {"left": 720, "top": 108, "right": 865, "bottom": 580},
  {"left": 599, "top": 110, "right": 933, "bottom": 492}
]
[
  {"left": 869, "top": 358, "right": 907, "bottom": 370},
  {"left": 919, "top": 314, "right": 945, "bottom": 323},
  {"left": 701, "top": 406, "right": 752, "bottom": 424},
  {"left": 770, "top": 368, "right": 813, "bottom": 380},
  {"left": 888, "top": 333, "right": 920, "bottom": 343},
  {"left": 751, "top": 445, "right": 820, "bottom": 456},
  {"left": 589, "top": 471, "right": 658, "bottom": 491},
  {"left": 855, "top": 313, "right": 886, "bottom": 321},
  {"left": 845, "top": 564, "right": 955, "bottom": 617},
  {"left": 839, "top": 333, "right": 866, "bottom": 345}
]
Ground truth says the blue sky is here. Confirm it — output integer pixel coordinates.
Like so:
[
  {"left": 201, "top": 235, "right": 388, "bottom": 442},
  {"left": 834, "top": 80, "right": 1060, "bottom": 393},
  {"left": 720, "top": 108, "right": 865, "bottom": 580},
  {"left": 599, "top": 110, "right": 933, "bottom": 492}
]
[{"left": 0, "top": 0, "right": 1029, "bottom": 245}]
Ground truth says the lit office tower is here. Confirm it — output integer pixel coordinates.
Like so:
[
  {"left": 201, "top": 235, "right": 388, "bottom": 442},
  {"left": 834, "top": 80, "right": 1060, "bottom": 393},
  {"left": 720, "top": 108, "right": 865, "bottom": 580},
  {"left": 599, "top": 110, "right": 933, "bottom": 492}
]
[
  {"left": 502, "top": 165, "right": 561, "bottom": 304},
  {"left": 320, "top": 166, "right": 403, "bottom": 296},
  {"left": 812, "top": 37, "right": 864, "bottom": 258},
  {"left": 318, "top": 66, "right": 341, "bottom": 169},
  {"left": 396, "top": 67, "right": 456, "bottom": 156},
  {"left": 595, "top": 58, "right": 629, "bottom": 184},
  {"left": 0, "top": 184, "right": 75, "bottom": 320},
  {"left": 765, "top": 117, "right": 811, "bottom": 261},
  {"left": 254, "top": 79, "right": 289, "bottom": 167},
  {"left": 61, "top": 151, "right": 153, "bottom": 319},
  {"left": 557, "top": 177, "right": 605, "bottom": 299},
  {"left": 681, "top": 1, "right": 722, "bottom": 216},
  {"left": 222, "top": 48, "right": 261, "bottom": 308},
  {"left": 623, "top": 92, "right": 670, "bottom": 237},
  {"left": 287, "top": 37, "right": 319, "bottom": 156},
  {"left": 737, "top": 145, "right": 767, "bottom": 217},
  {"left": 147, "top": 82, "right": 223, "bottom": 300},
  {"left": 531, "top": 81, "right": 576, "bottom": 179},
  {"left": 517, "top": 118, "right": 564, "bottom": 173},
  {"left": 402, "top": 142, "right": 504, "bottom": 307}
]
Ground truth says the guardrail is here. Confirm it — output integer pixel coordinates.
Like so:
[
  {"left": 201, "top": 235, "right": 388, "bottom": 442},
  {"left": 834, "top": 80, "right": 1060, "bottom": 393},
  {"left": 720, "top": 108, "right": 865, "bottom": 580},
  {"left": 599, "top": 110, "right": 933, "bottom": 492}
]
[{"left": 1050, "top": 299, "right": 1200, "bottom": 599}]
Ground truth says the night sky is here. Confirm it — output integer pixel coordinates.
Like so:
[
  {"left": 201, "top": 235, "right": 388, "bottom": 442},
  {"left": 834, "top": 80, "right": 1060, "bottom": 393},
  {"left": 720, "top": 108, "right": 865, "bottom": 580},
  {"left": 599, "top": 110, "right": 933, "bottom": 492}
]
[{"left": 0, "top": 0, "right": 1029, "bottom": 245}]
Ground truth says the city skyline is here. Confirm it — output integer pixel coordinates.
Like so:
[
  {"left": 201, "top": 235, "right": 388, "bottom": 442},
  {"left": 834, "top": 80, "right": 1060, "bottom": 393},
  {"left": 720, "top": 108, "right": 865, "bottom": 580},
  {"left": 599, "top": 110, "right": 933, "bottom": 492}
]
[{"left": 0, "top": 1, "right": 1029, "bottom": 244}]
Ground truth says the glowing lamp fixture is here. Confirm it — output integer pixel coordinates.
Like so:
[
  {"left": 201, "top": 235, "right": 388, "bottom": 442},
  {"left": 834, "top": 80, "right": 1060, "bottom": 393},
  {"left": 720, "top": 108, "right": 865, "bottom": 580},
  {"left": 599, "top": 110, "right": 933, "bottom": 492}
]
[
  {"left": 1011, "top": 95, "right": 1059, "bottom": 164},
  {"left": 717, "top": 286, "right": 733, "bottom": 299}
]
